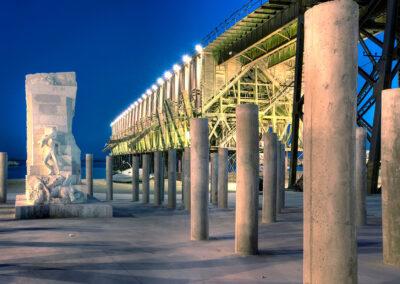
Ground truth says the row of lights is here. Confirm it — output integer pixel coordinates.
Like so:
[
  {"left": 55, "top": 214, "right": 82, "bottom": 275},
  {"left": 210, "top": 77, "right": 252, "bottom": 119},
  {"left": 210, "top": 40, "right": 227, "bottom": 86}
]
[{"left": 110, "top": 44, "right": 203, "bottom": 127}]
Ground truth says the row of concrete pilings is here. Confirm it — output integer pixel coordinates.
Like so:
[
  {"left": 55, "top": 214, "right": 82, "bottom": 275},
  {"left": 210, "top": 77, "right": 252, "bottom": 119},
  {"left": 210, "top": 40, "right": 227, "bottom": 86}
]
[{"left": 0, "top": 1, "right": 399, "bottom": 282}]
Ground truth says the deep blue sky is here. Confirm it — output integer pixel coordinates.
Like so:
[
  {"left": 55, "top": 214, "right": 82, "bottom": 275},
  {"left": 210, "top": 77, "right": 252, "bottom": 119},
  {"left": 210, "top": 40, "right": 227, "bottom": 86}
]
[
  {"left": 0, "top": 0, "right": 397, "bottom": 160},
  {"left": 0, "top": 0, "right": 244, "bottom": 160}
]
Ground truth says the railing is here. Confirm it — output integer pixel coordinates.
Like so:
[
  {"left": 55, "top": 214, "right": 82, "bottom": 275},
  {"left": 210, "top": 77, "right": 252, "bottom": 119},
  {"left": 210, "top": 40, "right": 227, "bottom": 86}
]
[{"left": 201, "top": 0, "right": 269, "bottom": 47}]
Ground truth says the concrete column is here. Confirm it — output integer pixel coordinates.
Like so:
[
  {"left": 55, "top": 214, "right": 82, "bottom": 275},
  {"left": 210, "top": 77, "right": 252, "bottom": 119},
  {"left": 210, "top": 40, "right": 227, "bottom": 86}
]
[
  {"left": 303, "top": 1, "right": 358, "bottom": 282},
  {"left": 190, "top": 118, "right": 209, "bottom": 240},
  {"left": 154, "top": 151, "right": 162, "bottom": 205},
  {"left": 262, "top": 133, "right": 277, "bottom": 224},
  {"left": 0, "top": 152, "right": 7, "bottom": 203},
  {"left": 279, "top": 143, "right": 285, "bottom": 210},
  {"left": 168, "top": 149, "right": 177, "bottom": 209},
  {"left": 142, "top": 154, "right": 150, "bottom": 204},
  {"left": 183, "top": 148, "right": 191, "bottom": 212},
  {"left": 160, "top": 152, "right": 165, "bottom": 203},
  {"left": 276, "top": 141, "right": 283, "bottom": 213},
  {"left": 210, "top": 152, "right": 218, "bottom": 205},
  {"left": 355, "top": 127, "right": 367, "bottom": 227},
  {"left": 132, "top": 155, "right": 139, "bottom": 201},
  {"left": 382, "top": 88, "right": 400, "bottom": 266},
  {"left": 86, "top": 154, "right": 93, "bottom": 197},
  {"left": 106, "top": 155, "right": 113, "bottom": 201},
  {"left": 218, "top": 148, "right": 228, "bottom": 208},
  {"left": 235, "top": 104, "right": 259, "bottom": 255}
]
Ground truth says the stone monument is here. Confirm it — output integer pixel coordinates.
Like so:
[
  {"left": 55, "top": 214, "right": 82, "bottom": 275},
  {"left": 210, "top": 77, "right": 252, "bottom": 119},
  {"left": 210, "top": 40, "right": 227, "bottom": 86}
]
[{"left": 16, "top": 72, "right": 112, "bottom": 219}]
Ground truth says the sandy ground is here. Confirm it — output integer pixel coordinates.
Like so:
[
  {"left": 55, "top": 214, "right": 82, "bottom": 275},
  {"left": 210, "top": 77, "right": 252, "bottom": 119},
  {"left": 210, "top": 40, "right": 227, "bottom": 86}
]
[{"left": 0, "top": 179, "right": 399, "bottom": 283}]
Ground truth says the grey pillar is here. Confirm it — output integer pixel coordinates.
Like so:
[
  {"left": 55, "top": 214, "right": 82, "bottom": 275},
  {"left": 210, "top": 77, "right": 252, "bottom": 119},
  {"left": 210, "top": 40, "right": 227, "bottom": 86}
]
[
  {"left": 106, "top": 155, "right": 113, "bottom": 201},
  {"left": 86, "top": 154, "right": 93, "bottom": 197},
  {"left": 154, "top": 151, "right": 162, "bottom": 205},
  {"left": 355, "top": 127, "right": 367, "bottom": 227},
  {"left": 183, "top": 148, "right": 191, "bottom": 212},
  {"left": 262, "top": 133, "right": 277, "bottom": 224},
  {"left": 132, "top": 155, "right": 139, "bottom": 201},
  {"left": 142, "top": 154, "right": 150, "bottom": 204},
  {"left": 382, "top": 88, "right": 400, "bottom": 266},
  {"left": 168, "top": 149, "right": 177, "bottom": 209},
  {"left": 279, "top": 143, "right": 286, "bottom": 210},
  {"left": 190, "top": 118, "right": 209, "bottom": 240},
  {"left": 160, "top": 152, "right": 165, "bottom": 202},
  {"left": 235, "top": 104, "right": 259, "bottom": 255},
  {"left": 303, "top": 1, "right": 358, "bottom": 282},
  {"left": 218, "top": 148, "right": 228, "bottom": 208},
  {"left": 0, "top": 152, "right": 7, "bottom": 203},
  {"left": 210, "top": 152, "right": 218, "bottom": 205},
  {"left": 276, "top": 141, "right": 283, "bottom": 213}
]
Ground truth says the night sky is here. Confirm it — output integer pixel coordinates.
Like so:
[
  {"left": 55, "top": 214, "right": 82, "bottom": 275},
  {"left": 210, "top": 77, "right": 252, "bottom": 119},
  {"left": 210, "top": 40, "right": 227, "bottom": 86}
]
[
  {"left": 0, "top": 0, "right": 397, "bottom": 160},
  {"left": 0, "top": 0, "right": 244, "bottom": 160}
]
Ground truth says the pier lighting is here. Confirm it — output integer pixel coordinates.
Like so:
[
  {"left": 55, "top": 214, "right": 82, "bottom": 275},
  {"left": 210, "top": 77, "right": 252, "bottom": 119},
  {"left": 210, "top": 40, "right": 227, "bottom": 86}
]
[
  {"left": 157, "top": 77, "right": 164, "bottom": 85},
  {"left": 134, "top": 101, "right": 138, "bottom": 106},
  {"left": 182, "top": 54, "right": 191, "bottom": 64},
  {"left": 146, "top": 89, "right": 152, "bottom": 95},
  {"left": 164, "top": 71, "right": 172, "bottom": 80},
  {"left": 141, "top": 93, "right": 147, "bottom": 99},
  {"left": 173, "top": 64, "right": 181, "bottom": 72},
  {"left": 138, "top": 98, "right": 143, "bottom": 103},
  {"left": 195, "top": 44, "right": 203, "bottom": 53},
  {"left": 152, "top": 84, "right": 158, "bottom": 91}
]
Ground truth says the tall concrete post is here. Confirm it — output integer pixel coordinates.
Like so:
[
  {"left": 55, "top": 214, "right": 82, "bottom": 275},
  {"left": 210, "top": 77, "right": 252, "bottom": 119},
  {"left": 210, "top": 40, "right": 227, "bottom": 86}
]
[
  {"left": 355, "top": 127, "right": 367, "bottom": 227},
  {"left": 86, "top": 154, "right": 93, "bottom": 197},
  {"left": 262, "top": 133, "right": 277, "bottom": 223},
  {"left": 303, "top": 1, "right": 358, "bottom": 283},
  {"left": 279, "top": 143, "right": 286, "bottom": 210},
  {"left": 276, "top": 141, "right": 283, "bottom": 213},
  {"left": 132, "top": 155, "right": 139, "bottom": 202},
  {"left": 106, "top": 155, "right": 113, "bottom": 201},
  {"left": 210, "top": 152, "right": 218, "bottom": 205},
  {"left": 183, "top": 148, "right": 191, "bottom": 212},
  {"left": 142, "top": 154, "right": 150, "bottom": 204},
  {"left": 218, "top": 148, "right": 228, "bottom": 208},
  {"left": 0, "top": 152, "right": 7, "bottom": 203},
  {"left": 154, "top": 151, "right": 162, "bottom": 205},
  {"left": 382, "top": 88, "right": 400, "bottom": 266},
  {"left": 190, "top": 118, "right": 209, "bottom": 240},
  {"left": 235, "top": 104, "right": 259, "bottom": 255},
  {"left": 168, "top": 149, "right": 177, "bottom": 209},
  {"left": 160, "top": 152, "right": 165, "bottom": 202}
]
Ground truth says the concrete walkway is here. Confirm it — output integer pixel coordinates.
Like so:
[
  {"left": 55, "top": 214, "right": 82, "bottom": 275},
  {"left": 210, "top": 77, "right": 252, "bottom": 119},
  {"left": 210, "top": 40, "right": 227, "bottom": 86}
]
[{"left": 0, "top": 180, "right": 399, "bottom": 283}]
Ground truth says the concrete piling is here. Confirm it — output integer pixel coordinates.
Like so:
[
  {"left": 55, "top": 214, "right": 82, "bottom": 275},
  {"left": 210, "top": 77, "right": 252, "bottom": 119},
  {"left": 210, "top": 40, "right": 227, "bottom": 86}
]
[
  {"left": 142, "top": 154, "right": 150, "bottom": 204},
  {"left": 355, "top": 127, "right": 367, "bottom": 227},
  {"left": 0, "top": 152, "right": 7, "bottom": 203},
  {"left": 279, "top": 143, "right": 285, "bottom": 210},
  {"left": 154, "top": 151, "right": 162, "bottom": 205},
  {"left": 276, "top": 141, "right": 283, "bottom": 213},
  {"left": 190, "top": 118, "right": 209, "bottom": 240},
  {"left": 86, "top": 154, "right": 93, "bottom": 197},
  {"left": 160, "top": 153, "right": 165, "bottom": 202},
  {"left": 168, "top": 149, "right": 177, "bottom": 209},
  {"left": 262, "top": 133, "right": 277, "bottom": 224},
  {"left": 210, "top": 152, "right": 218, "bottom": 205},
  {"left": 382, "top": 88, "right": 400, "bottom": 266},
  {"left": 106, "top": 155, "right": 113, "bottom": 201},
  {"left": 183, "top": 148, "right": 191, "bottom": 212},
  {"left": 303, "top": 0, "right": 358, "bottom": 282},
  {"left": 218, "top": 148, "right": 228, "bottom": 208},
  {"left": 132, "top": 155, "right": 139, "bottom": 202},
  {"left": 235, "top": 104, "right": 259, "bottom": 255}
]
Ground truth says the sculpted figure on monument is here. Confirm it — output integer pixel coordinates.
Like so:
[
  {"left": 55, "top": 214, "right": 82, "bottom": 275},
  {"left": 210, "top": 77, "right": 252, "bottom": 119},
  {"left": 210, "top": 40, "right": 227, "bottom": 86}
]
[{"left": 40, "top": 127, "right": 61, "bottom": 175}]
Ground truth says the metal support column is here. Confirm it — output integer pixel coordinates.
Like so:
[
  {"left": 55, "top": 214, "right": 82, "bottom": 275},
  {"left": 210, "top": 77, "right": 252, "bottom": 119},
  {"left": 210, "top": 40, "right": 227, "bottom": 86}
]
[
  {"left": 366, "top": 0, "right": 398, "bottom": 194},
  {"left": 289, "top": 3, "right": 304, "bottom": 188}
]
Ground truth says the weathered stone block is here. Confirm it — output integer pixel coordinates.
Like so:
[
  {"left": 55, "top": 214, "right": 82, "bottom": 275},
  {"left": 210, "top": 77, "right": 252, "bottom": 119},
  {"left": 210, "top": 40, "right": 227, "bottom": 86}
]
[{"left": 15, "top": 195, "right": 113, "bottom": 219}]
